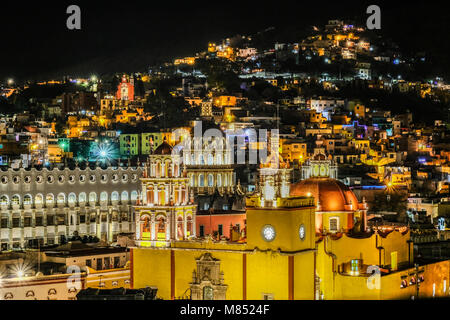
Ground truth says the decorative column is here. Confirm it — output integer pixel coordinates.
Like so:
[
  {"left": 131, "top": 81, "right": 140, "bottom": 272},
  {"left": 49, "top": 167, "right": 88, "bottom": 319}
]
[
  {"left": 20, "top": 210, "right": 24, "bottom": 248},
  {"left": 192, "top": 213, "right": 196, "bottom": 238},
  {"left": 166, "top": 219, "right": 171, "bottom": 241},
  {"left": 107, "top": 208, "right": 112, "bottom": 243},
  {"left": 151, "top": 214, "right": 155, "bottom": 242},
  {"left": 8, "top": 209, "right": 12, "bottom": 248},
  {"left": 165, "top": 185, "right": 169, "bottom": 204},
  {"left": 31, "top": 209, "right": 36, "bottom": 240},
  {"left": 135, "top": 212, "right": 141, "bottom": 240},
  {"left": 65, "top": 207, "right": 70, "bottom": 239},
  {"left": 183, "top": 214, "right": 188, "bottom": 240},
  {"left": 96, "top": 208, "right": 101, "bottom": 239},
  {"left": 142, "top": 184, "right": 147, "bottom": 204}
]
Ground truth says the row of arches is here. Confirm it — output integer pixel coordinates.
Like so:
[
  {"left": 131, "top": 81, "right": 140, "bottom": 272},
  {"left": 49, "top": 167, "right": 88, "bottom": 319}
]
[
  {"left": 1, "top": 210, "right": 132, "bottom": 229},
  {"left": 148, "top": 158, "right": 181, "bottom": 179},
  {"left": 184, "top": 152, "right": 230, "bottom": 166},
  {"left": 145, "top": 184, "right": 188, "bottom": 206},
  {"left": 139, "top": 214, "right": 194, "bottom": 241},
  {"left": 0, "top": 191, "right": 138, "bottom": 208},
  {"left": 0, "top": 173, "right": 139, "bottom": 185},
  {"left": 190, "top": 173, "right": 231, "bottom": 188}
]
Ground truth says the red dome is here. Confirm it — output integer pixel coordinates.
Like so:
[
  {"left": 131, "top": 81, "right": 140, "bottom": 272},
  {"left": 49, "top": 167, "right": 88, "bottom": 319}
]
[{"left": 290, "top": 178, "right": 359, "bottom": 212}]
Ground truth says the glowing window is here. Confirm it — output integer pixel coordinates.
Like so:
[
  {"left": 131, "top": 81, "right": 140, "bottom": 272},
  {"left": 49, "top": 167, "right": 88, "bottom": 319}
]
[
  {"left": 329, "top": 217, "right": 339, "bottom": 232},
  {"left": 0, "top": 195, "right": 9, "bottom": 206},
  {"left": 24, "top": 194, "right": 32, "bottom": 205},
  {"left": 351, "top": 260, "right": 359, "bottom": 273},
  {"left": 11, "top": 195, "right": 20, "bottom": 206}
]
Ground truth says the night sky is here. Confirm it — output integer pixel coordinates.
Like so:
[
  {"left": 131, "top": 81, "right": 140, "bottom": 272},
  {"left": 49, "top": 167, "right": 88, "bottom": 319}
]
[{"left": 0, "top": 1, "right": 448, "bottom": 82}]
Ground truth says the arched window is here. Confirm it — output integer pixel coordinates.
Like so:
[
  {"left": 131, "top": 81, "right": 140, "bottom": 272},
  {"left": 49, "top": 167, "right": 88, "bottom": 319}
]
[
  {"left": 216, "top": 154, "right": 223, "bottom": 165},
  {"left": 165, "top": 160, "right": 171, "bottom": 177},
  {"left": 131, "top": 191, "right": 138, "bottom": 202},
  {"left": 173, "top": 163, "right": 179, "bottom": 178},
  {"left": 68, "top": 193, "right": 77, "bottom": 204},
  {"left": 157, "top": 186, "right": 166, "bottom": 206},
  {"left": 177, "top": 216, "right": 184, "bottom": 239},
  {"left": 121, "top": 191, "right": 129, "bottom": 202},
  {"left": 78, "top": 192, "right": 86, "bottom": 203},
  {"left": 190, "top": 175, "right": 195, "bottom": 187},
  {"left": 207, "top": 154, "right": 214, "bottom": 165},
  {"left": 46, "top": 194, "right": 54, "bottom": 205},
  {"left": 203, "top": 286, "right": 213, "bottom": 300},
  {"left": 156, "top": 162, "right": 161, "bottom": 177},
  {"left": 57, "top": 193, "right": 65, "bottom": 205},
  {"left": 217, "top": 174, "right": 222, "bottom": 187},
  {"left": 224, "top": 174, "right": 228, "bottom": 187},
  {"left": 100, "top": 192, "right": 108, "bottom": 202},
  {"left": 23, "top": 194, "right": 32, "bottom": 205},
  {"left": 89, "top": 192, "right": 97, "bottom": 205},
  {"left": 181, "top": 186, "right": 187, "bottom": 204},
  {"left": 0, "top": 195, "right": 9, "bottom": 206},
  {"left": 156, "top": 216, "right": 166, "bottom": 241},
  {"left": 200, "top": 154, "right": 205, "bottom": 165},
  {"left": 11, "top": 195, "right": 20, "bottom": 206},
  {"left": 35, "top": 194, "right": 43, "bottom": 205},
  {"left": 140, "top": 215, "right": 151, "bottom": 239},
  {"left": 186, "top": 216, "right": 193, "bottom": 237},
  {"left": 146, "top": 186, "right": 154, "bottom": 205},
  {"left": 111, "top": 191, "right": 119, "bottom": 202},
  {"left": 208, "top": 174, "right": 214, "bottom": 187},
  {"left": 199, "top": 174, "right": 205, "bottom": 187}
]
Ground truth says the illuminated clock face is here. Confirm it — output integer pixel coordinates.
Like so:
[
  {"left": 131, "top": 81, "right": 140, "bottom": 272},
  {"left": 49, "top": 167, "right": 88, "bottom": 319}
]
[
  {"left": 299, "top": 224, "right": 306, "bottom": 241},
  {"left": 261, "top": 225, "right": 276, "bottom": 242}
]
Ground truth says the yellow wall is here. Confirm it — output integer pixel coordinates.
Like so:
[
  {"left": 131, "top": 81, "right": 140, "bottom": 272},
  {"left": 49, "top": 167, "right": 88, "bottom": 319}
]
[
  {"left": 132, "top": 247, "right": 315, "bottom": 300},
  {"left": 316, "top": 230, "right": 414, "bottom": 300},
  {"left": 246, "top": 207, "right": 316, "bottom": 252},
  {"left": 247, "top": 252, "right": 288, "bottom": 300},
  {"left": 294, "top": 252, "right": 316, "bottom": 300},
  {"left": 133, "top": 249, "right": 172, "bottom": 299}
]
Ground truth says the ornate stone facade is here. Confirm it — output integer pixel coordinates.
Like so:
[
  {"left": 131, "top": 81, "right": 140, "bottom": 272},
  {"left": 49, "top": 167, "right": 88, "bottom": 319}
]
[
  {"left": 183, "top": 135, "right": 235, "bottom": 196},
  {"left": 300, "top": 152, "right": 338, "bottom": 180},
  {"left": 0, "top": 166, "right": 142, "bottom": 250},
  {"left": 135, "top": 143, "right": 197, "bottom": 247},
  {"left": 190, "top": 253, "right": 228, "bottom": 300}
]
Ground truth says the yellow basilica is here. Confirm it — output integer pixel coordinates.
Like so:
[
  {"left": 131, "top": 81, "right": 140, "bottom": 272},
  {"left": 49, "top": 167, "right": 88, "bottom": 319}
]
[{"left": 130, "top": 149, "right": 450, "bottom": 300}]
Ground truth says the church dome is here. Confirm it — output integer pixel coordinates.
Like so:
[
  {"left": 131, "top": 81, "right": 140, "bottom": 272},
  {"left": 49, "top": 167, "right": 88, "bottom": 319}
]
[
  {"left": 153, "top": 142, "right": 173, "bottom": 155},
  {"left": 290, "top": 178, "right": 359, "bottom": 212}
]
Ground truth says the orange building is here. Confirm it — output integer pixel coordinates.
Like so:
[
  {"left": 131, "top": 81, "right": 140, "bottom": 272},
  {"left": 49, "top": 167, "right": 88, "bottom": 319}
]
[
  {"left": 196, "top": 211, "right": 246, "bottom": 239},
  {"left": 116, "top": 75, "right": 135, "bottom": 101}
]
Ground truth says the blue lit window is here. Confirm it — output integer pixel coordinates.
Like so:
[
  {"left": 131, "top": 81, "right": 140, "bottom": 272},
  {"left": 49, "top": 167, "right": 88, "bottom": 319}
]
[{"left": 351, "top": 260, "right": 359, "bottom": 273}]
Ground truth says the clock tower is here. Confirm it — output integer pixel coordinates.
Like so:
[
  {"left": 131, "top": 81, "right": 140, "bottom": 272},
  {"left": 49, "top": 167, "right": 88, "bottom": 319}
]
[{"left": 245, "top": 153, "right": 316, "bottom": 253}]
